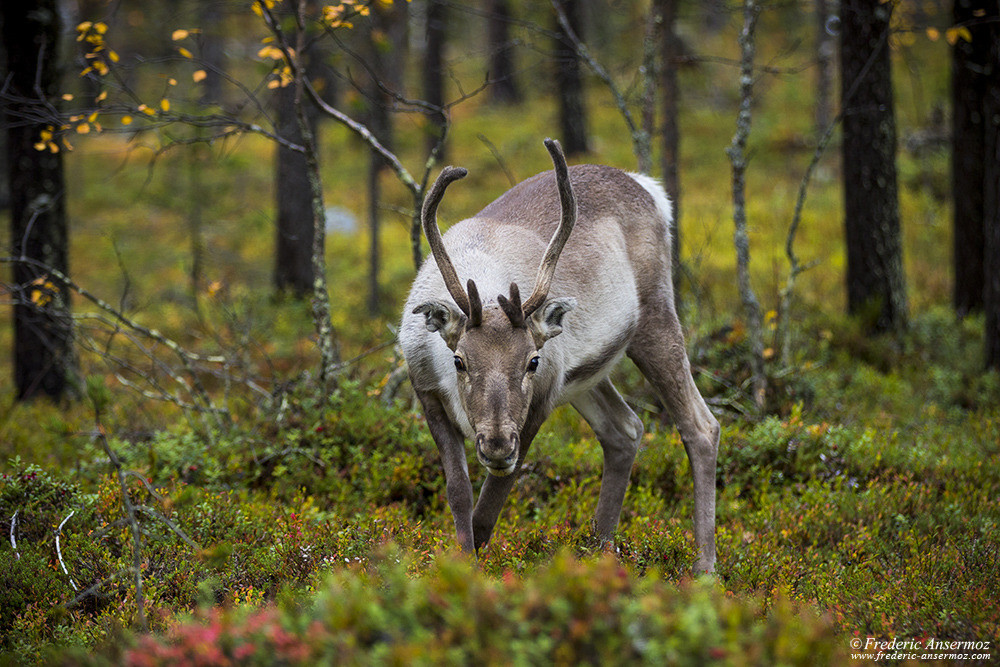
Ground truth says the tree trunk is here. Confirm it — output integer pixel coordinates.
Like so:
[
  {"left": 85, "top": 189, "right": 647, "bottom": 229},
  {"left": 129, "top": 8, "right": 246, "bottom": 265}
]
[
  {"left": 487, "top": 0, "right": 521, "bottom": 105},
  {"left": 274, "top": 4, "right": 330, "bottom": 299},
  {"left": 198, "top": 0, "right": 226, "bottom": 106},
  {"left": 424, "top": 0, "right": 447, "bottom": 157},
  {"left": 984, "top": 9, "right": 1000, "bottom": 369},
  {"left": 657, "top": 0, "right": 682, "bottom": 303},
  {"left": 2, "top": 0, "right": 74, "bottom": 400},
  {"left": 553, "top": 0, "right": 589, "bottom": 155},
  {"left": 814, "top": 0, "right": 835, "bottom": 137},
  {"left": 951, "top": 0, "right": 993, "bottom": 316},
  {"left": 840, "top": 0, "right": 907, "bottom": 333},
  {"left": 365, "top": 0, "right": 408, "bottom": 316},
  {"left": 728, "top": 0, "right": 766, "bottom": 411},
  {"left": 274, "top": 75, "right": 320, "bottom": 297}
]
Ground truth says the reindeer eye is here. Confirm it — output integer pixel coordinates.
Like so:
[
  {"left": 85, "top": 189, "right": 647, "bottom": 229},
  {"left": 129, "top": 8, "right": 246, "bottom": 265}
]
[
  {"left": 454, "top": 356, "right": 466, "bottom": 372},
  {"left": 527, "top": 356, "right": 540, "bottom": 373}
]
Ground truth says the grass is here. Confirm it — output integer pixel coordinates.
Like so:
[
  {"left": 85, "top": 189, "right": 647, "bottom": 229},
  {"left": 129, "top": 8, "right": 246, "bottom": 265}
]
[{"left": 2, "top": 4, "right": 999, "bottom": 665}]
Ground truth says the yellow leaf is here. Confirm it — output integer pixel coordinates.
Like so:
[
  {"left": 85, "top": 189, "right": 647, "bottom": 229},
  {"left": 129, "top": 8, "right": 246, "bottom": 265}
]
[
  {"left": 108, "top": 50, "right": 119, "bottom": 63},
  {"left": 88, "top": 111, "right": 99, "bottom": 123},
  {"left": 178, "top": 47, "right": 193, "bottom": 58},
  {"left": 121, "top": 115, "right": 133, "bottom": 125},
  {"left": 33, "top": 142, "right": 47, "bottom": 151},
  {"left": 172, "top": 29, "right": 189, "bottom": 41},
  {"left": 160, "top": 98, "right": 170, "bottom": 112},
  {"left": 76, "top": 122, "right": 91, "bottom": 134},
  {"left": 945, "top": 26, "right": 972, "bottom": 44},
  {"left": 96, "top": 90, "right": 107, "bottom": 102},
  {"left": 168, "top": 77, "right": 177, "bottom": 86},
  {"left": 193, "top": 70, "right": 207, "bottom": 83},
  {"left": 62, "top": 93, "right": 74, "bottom": 101},
  {"left": 257, "top": 45, "right": 284, "bottom": 60}
]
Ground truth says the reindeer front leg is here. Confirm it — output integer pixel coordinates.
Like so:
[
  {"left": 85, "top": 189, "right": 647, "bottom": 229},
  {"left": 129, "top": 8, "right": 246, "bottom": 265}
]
[
  {"left": 416, "top": 390, "right": 475, "bottom": 554},
  {"left": 572, "top": 378, "right": 644, "bottom": 544},
  {"left": 471, "top": 409, "right": 547, "bottom": 551}
]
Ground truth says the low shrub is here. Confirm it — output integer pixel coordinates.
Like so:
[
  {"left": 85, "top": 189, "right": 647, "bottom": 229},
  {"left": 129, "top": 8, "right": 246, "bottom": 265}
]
[{"left": 94, "top": 550, "right": 846, "bottom": 667}]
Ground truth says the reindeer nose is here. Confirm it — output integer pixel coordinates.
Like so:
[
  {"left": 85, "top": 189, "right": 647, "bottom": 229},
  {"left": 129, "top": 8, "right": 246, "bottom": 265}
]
[{"left": 475, "top": 432, "right": 519, "bottom": 475}]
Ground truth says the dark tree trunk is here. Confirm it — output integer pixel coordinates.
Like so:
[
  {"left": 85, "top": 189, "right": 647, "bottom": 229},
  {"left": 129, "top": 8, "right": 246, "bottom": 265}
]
[
  {"left": 553, "top": 0, "right": 589, "bottom": 156},
  {"left": 366, "top": 0, "right": 408, "bottom": 316},
  {"left": 657, "top": 0, "right": 681, "bottom": 301},
  {"left": 274, "top": 74, "right": 321, "bottom": 297},
  {"left": 0, "top": 31, "right": 8, "bottom": 213},
  {"left": 487, "top": 0, "right": 521, "bottom": 105},
  {"left": 951, "top": 0, "right": 995, "bottom": 316},
  {"left": 840, "top": 0, "right": 907, "bottom": 333},
  {"left": 2, "top": 0, "right": 74, "bottom": 400},
  {"left": 198, "top": 1, "right": 226, "bottom": 106},
  {"left": 273, "top": 3, "right": 333, "bottom": 299},
  {"left": 424, "top": 0, "right": 447, "bottom": 157},
  {"left": 984, "top": 8, "right": 1000, "bottom": 369}
]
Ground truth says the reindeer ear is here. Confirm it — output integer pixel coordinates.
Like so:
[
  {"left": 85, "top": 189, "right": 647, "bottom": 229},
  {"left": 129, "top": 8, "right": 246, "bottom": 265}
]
[
  {"left": 413, "top": 300, "right": 467, "bottom": 350},
  {"left": 528, "top": 297, "right": 576, "bottom": 345}
]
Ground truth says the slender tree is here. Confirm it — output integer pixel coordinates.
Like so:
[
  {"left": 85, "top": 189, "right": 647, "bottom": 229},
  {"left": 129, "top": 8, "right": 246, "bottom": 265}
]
[
  {"left": 198, "top": 1, "right": 227, "bottom": 106},
  {"left": 840, "top": 0, "right": 907, "bottom": 333},
  {"left": 424, "top": 0, "right": 447, "bottom": 156},
  {"left": 553, "top": 0, "right": 589, "bottom": 155},
  {"left": 657, "top": 0, "right": 682, "bottom": 300},
  {"left": 274, "top": 6, "right": 326, "bottom": 298},
  {"left": 365, "top": 0, "right": 408, "bottom": 315},
  {"left": 728, "top": 0, "right": 766, "bottom": 411},
  {"left": 814, "top": 0, "right": 835, "bottom": 138},
  {"left": 487, "top": 0, "right": 521, "bottom": 104},
  {"left": 2, "top": 0, "right": 75, "bottom": 400}
]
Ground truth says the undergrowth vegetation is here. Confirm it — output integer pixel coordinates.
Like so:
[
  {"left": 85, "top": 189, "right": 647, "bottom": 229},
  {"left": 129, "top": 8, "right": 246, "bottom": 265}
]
[{"left": 2, "top": 4, "right": 999, "bottom": 665}]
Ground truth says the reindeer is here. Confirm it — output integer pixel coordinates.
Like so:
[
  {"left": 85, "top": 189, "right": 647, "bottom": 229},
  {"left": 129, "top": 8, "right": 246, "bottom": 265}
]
[{"left": 399, "top": 139, "right": 720, "bottom": 573}]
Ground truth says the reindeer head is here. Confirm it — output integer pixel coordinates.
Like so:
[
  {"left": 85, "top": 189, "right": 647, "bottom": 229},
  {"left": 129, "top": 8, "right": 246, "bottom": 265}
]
[{"left": 413, "top": 139, "right": 577, "bottom": 476}]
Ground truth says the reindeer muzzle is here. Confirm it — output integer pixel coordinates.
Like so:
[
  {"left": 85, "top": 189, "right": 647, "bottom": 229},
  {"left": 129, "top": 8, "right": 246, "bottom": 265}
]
[{"left": 475, "top": 432, "right": 519, "bottom": 476}]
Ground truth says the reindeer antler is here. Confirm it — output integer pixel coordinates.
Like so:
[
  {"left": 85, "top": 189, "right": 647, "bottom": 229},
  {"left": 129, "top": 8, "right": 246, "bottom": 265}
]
[
  {"left": 497, "top": 282, "right": 525, "bottom": 328},
  {"left": 521, "top": 138, "right": 577, "bottom": 318},
  {"left": 422, "top": 166, "right": 472, "bottom": 317}
]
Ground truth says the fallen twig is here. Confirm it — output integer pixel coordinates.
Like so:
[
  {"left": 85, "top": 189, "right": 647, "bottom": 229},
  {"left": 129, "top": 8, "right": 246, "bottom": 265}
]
[
  {"left": 56, "top": 510, "right": 79, "bottom": 591},
  {"left": 10, "top": 510, "right": 19, "bottom": 561}
]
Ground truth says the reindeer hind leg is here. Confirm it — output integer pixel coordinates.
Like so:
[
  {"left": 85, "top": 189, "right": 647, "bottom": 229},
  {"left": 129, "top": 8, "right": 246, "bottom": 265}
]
[{"left": 627, "top": 299, "right": 720, "bottom": 574}]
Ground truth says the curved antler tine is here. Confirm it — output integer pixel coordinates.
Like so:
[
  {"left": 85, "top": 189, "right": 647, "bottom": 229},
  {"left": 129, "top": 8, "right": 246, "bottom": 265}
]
[
  {"left": 523, "top": 138, "right": 577, "bottom": 318},
  {"left": 423, "top": 166, "right": 471, "bottom": 316},
  {"left": 467, "top": 279, "right": 483, "bottom": 328},
  {"left": 497, "top": 282, "right": 525, "bottom": 328}
]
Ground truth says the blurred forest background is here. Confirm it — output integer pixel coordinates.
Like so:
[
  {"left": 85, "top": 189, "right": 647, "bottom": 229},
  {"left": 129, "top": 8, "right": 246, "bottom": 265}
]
[{"left": 1, "top": 0, "right": 999, "bottom": 663}]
